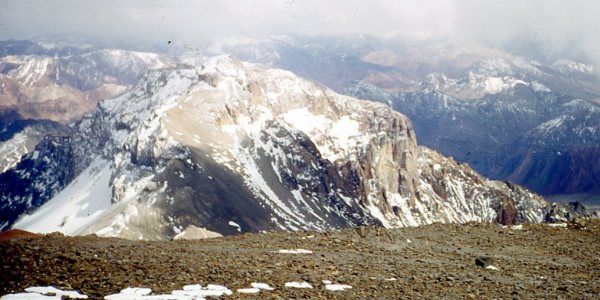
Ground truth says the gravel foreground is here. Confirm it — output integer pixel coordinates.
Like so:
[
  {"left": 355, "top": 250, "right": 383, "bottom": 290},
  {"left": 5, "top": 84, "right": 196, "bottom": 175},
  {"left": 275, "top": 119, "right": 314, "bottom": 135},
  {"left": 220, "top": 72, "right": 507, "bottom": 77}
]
[{"left": 1, "top": 221, "right": 599, "bottom": 299}]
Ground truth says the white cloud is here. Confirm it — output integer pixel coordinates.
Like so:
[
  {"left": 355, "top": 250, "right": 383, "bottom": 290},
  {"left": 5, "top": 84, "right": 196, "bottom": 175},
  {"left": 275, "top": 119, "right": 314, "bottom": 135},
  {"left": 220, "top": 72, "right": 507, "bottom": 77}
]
[{"left": 0, "top": 0, "right": 598, "bottom": 63}]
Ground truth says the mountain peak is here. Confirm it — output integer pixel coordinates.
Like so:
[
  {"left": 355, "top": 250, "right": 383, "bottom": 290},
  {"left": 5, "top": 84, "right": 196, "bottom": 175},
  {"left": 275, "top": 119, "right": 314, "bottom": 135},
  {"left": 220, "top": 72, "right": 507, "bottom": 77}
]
[{"left": 7, "top": 57, "right": 566, "bottom": 239}]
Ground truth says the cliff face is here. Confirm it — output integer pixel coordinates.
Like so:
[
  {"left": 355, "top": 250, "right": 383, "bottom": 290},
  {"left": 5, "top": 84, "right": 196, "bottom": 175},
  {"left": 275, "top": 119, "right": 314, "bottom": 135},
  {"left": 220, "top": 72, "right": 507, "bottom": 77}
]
[
  {"left": 9, "top": 56, "right": 558, "bottom": 239},
  {"left": 417, "top": 148, "right": 547, "bottom": 226}
]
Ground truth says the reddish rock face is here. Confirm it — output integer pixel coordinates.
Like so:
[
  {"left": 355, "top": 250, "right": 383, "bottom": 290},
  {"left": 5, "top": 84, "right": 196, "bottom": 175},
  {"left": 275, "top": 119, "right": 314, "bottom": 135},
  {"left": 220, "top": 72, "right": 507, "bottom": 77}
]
[
  {"left": 496, "top": 200, "right": 518, "bottom": 225},
  {"left": 0, "top": 50, "right": 173, "bottom": 124},
  {"left": 0, "top": 229, "right": 42, "bottom": 240}
]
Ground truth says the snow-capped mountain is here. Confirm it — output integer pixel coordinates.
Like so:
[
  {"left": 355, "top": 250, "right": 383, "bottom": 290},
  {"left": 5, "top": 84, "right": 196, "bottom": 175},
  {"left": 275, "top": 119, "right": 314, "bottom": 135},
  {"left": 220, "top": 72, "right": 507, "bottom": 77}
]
[
  {"left": 184, "top": 35, "right": 600, "bottom": 200},
  {"left": 0, "top": 39, "right": 175, "bottom": 191},
  {"left": 0, "top": 119, "right": 70, "bottom": 173},
  {"left": 494, "top": 99, "right": 600, "bottom": 195},
  {"left": 342, "top": 41, "right": 600, "bottom": 199},
  {"left": 182, "top": 34, "right": 389, "bottom": 93},
  {"left": 0, "top": 39, "right": 174, "bottom": 124},
  {"left": 5, "top": 56, "right": 569, "bottom": 239}
]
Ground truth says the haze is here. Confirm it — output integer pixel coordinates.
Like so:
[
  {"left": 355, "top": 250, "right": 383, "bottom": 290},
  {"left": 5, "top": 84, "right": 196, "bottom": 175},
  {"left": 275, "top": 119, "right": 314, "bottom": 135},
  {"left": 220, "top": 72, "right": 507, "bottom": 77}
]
[{"left": 0, "top": 0, "right": 599, "bottom": 63}]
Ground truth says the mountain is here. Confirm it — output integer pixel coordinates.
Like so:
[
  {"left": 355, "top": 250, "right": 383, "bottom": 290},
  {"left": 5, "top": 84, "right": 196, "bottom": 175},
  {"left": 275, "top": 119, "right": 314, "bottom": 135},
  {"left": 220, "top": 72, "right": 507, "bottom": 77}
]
[
  {"left": 0, "top": 49, "right": 172, "bottom": 123},
  {"left": 0, "top": 135, "right": 74, "bottom": 230},
  {"left": 5, "top": 56, "right": 570, "bottom": 239},
  {"left": 341, "top": 42, "right": 600, "bottom": 199},
  {"left": 191, "top": 36, "right": 600, "bottom": 200},
  {"left": 0, "top": 39, "right": 176, "bottom": 196},
  {"left": 183, "top": 34, "right": 391, "bottom": 93},
  {"left": 0, "top": 119, "right": 70, "bottom": 173},
  {"left": 496, "top": 99, "right": 600, "bottom": 195}
]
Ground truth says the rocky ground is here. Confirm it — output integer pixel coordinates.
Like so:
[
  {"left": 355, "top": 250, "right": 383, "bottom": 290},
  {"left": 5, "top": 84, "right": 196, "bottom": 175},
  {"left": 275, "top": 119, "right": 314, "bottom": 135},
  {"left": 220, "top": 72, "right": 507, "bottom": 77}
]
[{"left": 1, "top": 221, "right": 599, "bottom": 299}]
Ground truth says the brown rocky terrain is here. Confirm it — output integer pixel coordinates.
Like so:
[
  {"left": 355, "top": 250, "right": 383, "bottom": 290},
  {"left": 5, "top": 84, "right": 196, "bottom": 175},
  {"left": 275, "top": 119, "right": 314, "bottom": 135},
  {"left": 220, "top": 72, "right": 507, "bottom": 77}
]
[{"left": 1, "top": 221, "right": 599, "bottom": 299}]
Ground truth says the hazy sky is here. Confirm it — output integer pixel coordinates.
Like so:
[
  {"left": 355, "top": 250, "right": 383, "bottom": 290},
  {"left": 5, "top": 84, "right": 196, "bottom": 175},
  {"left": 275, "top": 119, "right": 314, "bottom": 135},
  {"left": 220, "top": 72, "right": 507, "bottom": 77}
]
[{"left": 1, "top": 0, "right": 598, "bottom": 62}]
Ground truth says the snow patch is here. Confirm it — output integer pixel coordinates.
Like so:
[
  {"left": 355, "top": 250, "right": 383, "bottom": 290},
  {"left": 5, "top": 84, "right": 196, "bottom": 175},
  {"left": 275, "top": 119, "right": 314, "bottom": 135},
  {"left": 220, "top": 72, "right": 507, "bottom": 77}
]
[
  {"left": 13, "top": 159, "right": 112, "bottom": 235},
  {"left": 237, "top": 288, "right": 260, "bottom": 294},
  {"left": 104, "top": 287, "right": 151, "bottom": 299},
  {"left": 548, "top": 223, "right": 568, "bottom": 228},
  {"left": 284, "top": 282, "right": 313, "bottom": 289},
  {"left": 1, "top": 286, "right": 88, "bottom": 299},
  {"left": 325, "top": 284, "right": 352, "bottom": 291},
  {"left": 530, "top": 82, "right": 551, "bottom": 93},
  {"left": 228, "top": 221, "right": 241, "bottom": 232},
  {"left": 276, "top": 249, "right": 313, "bottom": 254},
  {"left": 103, "top": 284, "right": 233, "bottom": 299},
  {"left": 251, "top": 283, "right": 274, "bottom": 290}
]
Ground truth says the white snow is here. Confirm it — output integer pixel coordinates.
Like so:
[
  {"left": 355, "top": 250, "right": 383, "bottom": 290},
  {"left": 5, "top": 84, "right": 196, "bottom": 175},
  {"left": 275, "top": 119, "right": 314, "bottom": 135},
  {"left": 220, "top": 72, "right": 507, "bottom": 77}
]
[
  {"left": 0, "top": 130, "right": 32, "bottom": 173},
  {"left": 228, "top": 221, "right": 241, "bottom": 232},
  {"left": 276, "top": 249, "right": 313, "bottom": 254},
  {"left": 476, "top": 75, "right": 526, "bottom": 95},
  {"left": 104, "top": 284, "right": 232, "bottom": 300},
  {"left": 183, "top": 284, "right": 233, "bottom": 297},
  {"left": 486, "top": 265, "right": 500, "bottom": 271},
  {"left": 1, "top": 286, "right": 88, "bottom": 299},
  {"left": 282, "top": 107, "right": 328, "bottom": 136},
  {"left": 536, "top": 116, "right": 567, "bottom": 133},
  {"left": 1, "top": 293, "right": 56, "bottom": 299},
  {"left": 250, "top": 283, "right": 274, "bottom": 290},
  {"left": 13, "top": 159, "right": 113, "bottom": 235},
  {"left": 530, "top": 82, "right": 551, "bottom": 93},
  {"left": 282, "top": 108, "right": 366, "bottom": 162},
  {"left": 94, "top": 203, "right": 140, "bottom": 237},
  {"left": 284, "top": 282, "right": 313, "bottom": 289},
  {"left": 12, "top": 56, "right": 51, "bottom": 86},
  {"left": 235, "top": 282, "right": 274, "bottom": 294},
  {"left": 25, "top": 287, "right": 87, "bottom": 299},
  {"left": 552, "top": 59, "right": 595, "bottom": 75},
  {"left": 237, "top": 288, "right": 260, "bottom": 294},
  {"left": 548, "top": 223, "right": 568, "bottom": 228},
  {"left": 104, "top": 287, "right": 151, "bottom": 299},
  {"left": 330, "top": 116, "right": 361, "bottom": 148},
  {"left": 325, "top": 284, "right": 352, "bottom": 291}
]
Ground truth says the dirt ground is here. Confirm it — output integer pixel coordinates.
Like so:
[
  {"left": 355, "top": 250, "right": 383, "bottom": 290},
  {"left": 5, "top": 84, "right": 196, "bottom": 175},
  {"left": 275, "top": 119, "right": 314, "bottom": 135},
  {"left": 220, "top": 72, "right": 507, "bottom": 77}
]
[{"left": 1, "top": 221, "right": 599, "bottom": 299}]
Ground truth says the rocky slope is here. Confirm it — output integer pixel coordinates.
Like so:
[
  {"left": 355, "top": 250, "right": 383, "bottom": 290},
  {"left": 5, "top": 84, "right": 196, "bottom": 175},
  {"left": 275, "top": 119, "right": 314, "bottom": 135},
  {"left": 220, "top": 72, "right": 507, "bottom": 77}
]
[
  {"left": 1, "top": 221, "right": 599, "bottom": 299},
  {"left": 0, "top": 40, "right": 175, "bottom": 223},
  {"left": 5, "top": 56, "right": 567, "bottom": 238},
  {"left": 0, "top": 136, "right": 75, "bottom": 230},
  {"left": 0, "top": 119, "right": 70, "bottom": 173},
  {"left": 346, "top": 48, "right": 600, "bottom": 198}
]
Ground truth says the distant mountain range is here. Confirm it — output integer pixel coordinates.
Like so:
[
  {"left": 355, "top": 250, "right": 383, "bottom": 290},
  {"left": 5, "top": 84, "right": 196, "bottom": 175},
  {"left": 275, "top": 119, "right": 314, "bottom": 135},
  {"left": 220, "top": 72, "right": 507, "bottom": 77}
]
[
  {"left": 0, "top": 39, "right": 174, "bottom": 123},
  {"left": 201, "top": 35, "right": 600, "bottom": 200},
  {"left": 0, "top": 36, "right": 595, "bottom": 238}
]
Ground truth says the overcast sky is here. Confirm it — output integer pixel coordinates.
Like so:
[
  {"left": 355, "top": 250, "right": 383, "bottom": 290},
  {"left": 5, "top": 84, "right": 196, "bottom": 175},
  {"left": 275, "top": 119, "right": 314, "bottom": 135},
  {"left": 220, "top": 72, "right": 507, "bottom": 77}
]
[{"left": 1, "top": 0, "right": 598, "bottom": 62}]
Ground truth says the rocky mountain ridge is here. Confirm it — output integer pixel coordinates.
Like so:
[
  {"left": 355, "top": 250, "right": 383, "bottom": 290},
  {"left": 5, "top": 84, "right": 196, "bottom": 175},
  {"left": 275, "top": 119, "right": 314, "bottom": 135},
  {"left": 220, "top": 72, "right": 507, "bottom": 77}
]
[
  {"left": 0, "top": 40, "right": 174, "bottom": 124},
  {"left": 4, "top": 56, "right": 572, "bottom": 239},
  {"left": 196, "top": 35, "right": 600, "bottom": 199}
]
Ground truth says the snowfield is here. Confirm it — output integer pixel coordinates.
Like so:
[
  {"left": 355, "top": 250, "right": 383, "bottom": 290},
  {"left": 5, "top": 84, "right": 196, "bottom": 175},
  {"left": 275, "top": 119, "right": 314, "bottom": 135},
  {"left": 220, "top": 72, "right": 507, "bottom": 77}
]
[{"left": 13, "top": 159, "right": 112, "bottom": 235}]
